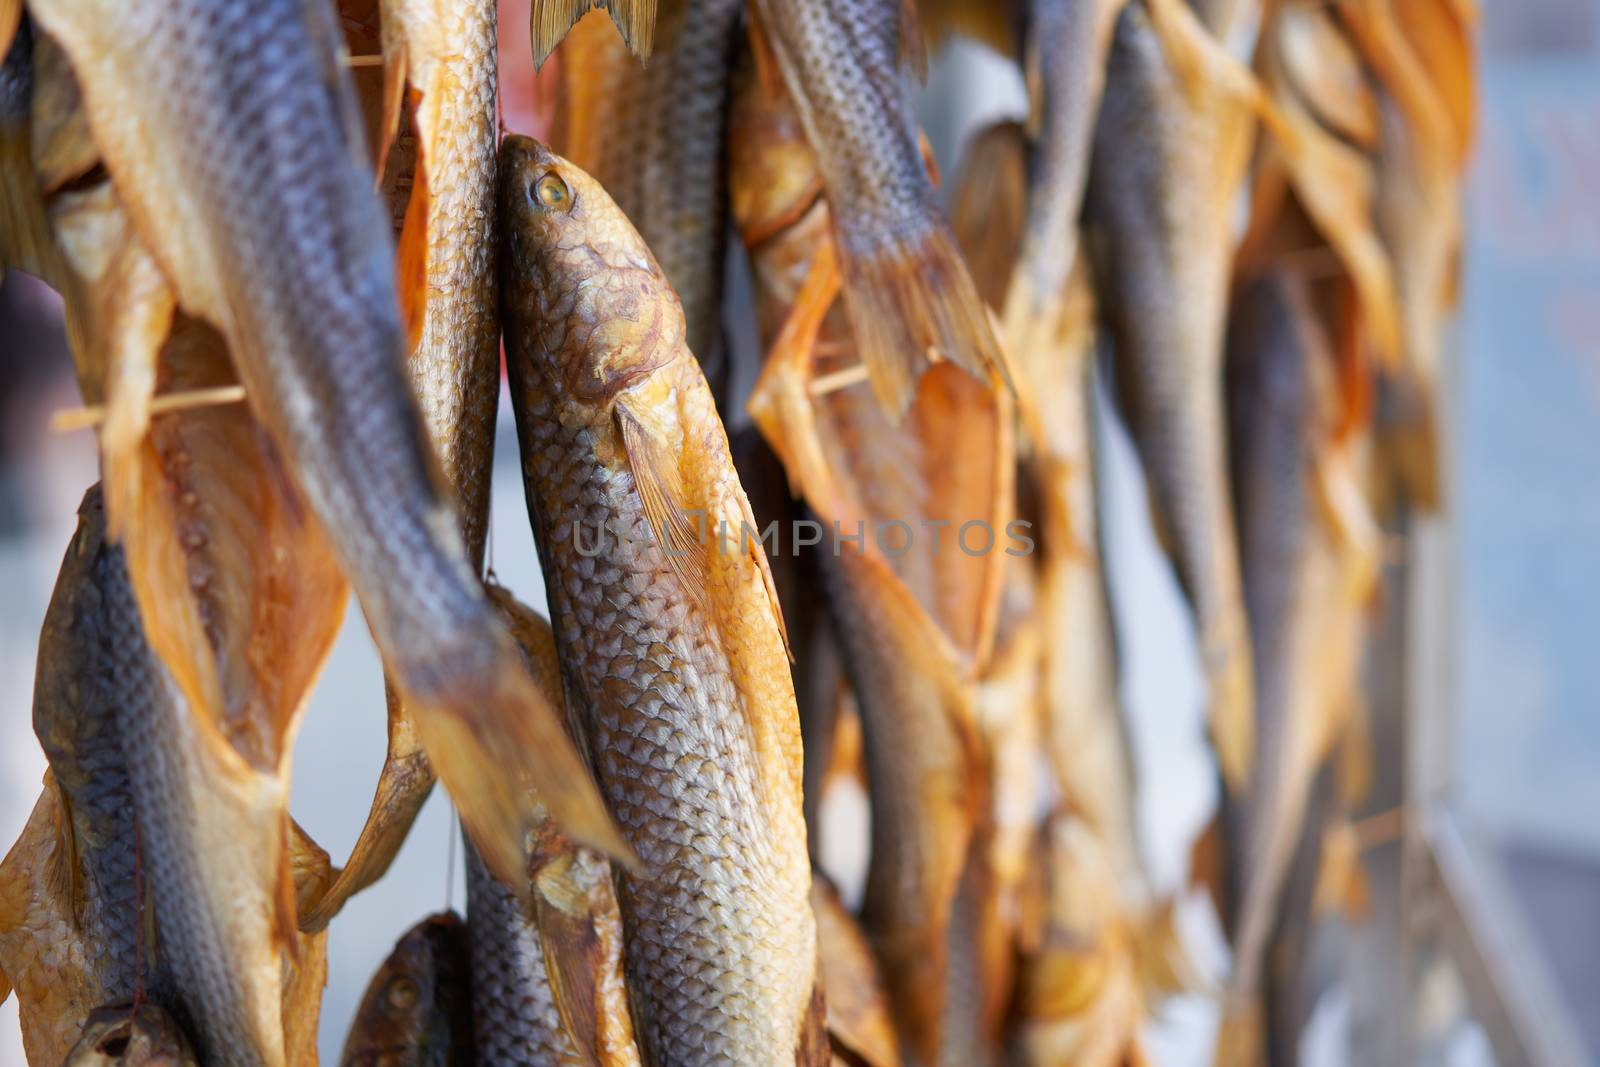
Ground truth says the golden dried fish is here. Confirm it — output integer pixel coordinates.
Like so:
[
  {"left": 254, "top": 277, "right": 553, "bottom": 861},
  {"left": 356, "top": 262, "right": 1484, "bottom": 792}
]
[
  {"left": 62, "top": 1004, "right": 199, "bottom": 1067},
  {"left": 1010, "top": 815, "right": 1152, "bottom": 1067},
  {"left": 1001, "top": 0, "right": 1124, "bottom": 354},
  {"left": 730, "top": 46, "right": 1012, "bottom": 1062},
  {"left": 467, "top": 587, "right": 639, "bottom": 1067},
  {"left": 1214, "top": 270, "right": 1379, "bottom": 1065},
  {"left": 303, "top": 0, "right": 509, "bottom": 931},
  {"left": 1339, "top": 0, "right": 1476, "bottom": 508},
  {"left": 26, "top": 0, "right": 621, "bottom": 886},
  {"left": 500, "top": 134, "right": 824, "bottom": 1066},
  {"left": 747, "top": 0, "right": 1011, "bottom": 415},
  {"left": 552, "top": 0, "right": 744, "bottom": 389},
  {"left": 339, "top": 913, "right": 474, "bottom": 1066},
  {"left": 530, "top": 0, "right": 656, "bottom": 67},
  {"left": 1085, "top": 0, "right": 1261, "bottom": 791}
]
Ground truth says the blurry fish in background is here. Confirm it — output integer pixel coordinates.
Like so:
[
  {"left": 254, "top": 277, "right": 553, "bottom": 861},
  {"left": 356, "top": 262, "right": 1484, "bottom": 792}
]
[
  {"left": 748, "top": 0, "right": 1013, "bottom": 416},
  {"left": 339, "top": 913, "right": 474, "bottom": 1067},
  {"left": 729, "top": 24, "right": 1014, "bottom": 1058},
  {"left": 1086, "top": 0, "right": 1264, "bottom": 795},
  {"left": 552, "top": 0, "right": 745, "bottom": 400}
]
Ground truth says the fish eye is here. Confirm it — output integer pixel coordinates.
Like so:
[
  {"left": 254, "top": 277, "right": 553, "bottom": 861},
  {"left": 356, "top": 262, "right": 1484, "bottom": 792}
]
[
  {"left": 535, "top": 172, "right": 572, "bottom": 211},
  {"left": 385, "top": 976, "right": 419, "bottom": 1011}
]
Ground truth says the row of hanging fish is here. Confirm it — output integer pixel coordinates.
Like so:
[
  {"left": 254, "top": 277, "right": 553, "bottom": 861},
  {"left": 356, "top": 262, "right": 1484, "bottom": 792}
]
[{"left": 0, "top": 0, "right": 1473, "bottom": 1063}]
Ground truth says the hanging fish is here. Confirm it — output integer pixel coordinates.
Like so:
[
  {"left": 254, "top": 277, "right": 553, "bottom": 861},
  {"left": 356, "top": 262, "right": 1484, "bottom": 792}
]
[
  {"left": 24, "top": 0, "right": 623, "bottom": 889},
  {"left": 339, "top": 913, "right": 475, "bottom": 1067},
  {"left": 500, "top": 133, "right": 825, "bottom": 1066},
  {"left": 746, "top": 0, "right": 1012, "bottom": 415}
]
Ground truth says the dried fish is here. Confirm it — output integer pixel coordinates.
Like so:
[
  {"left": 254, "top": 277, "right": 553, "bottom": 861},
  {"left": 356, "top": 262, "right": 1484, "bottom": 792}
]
[
  {"left": 26, "top": 0, "right": 621, "bottom": 886},
  {"left": 501, "top": 134, "right": 824, "bottom": 1066},
  {"left": 339, "top": 913, "right": 474, "bottom": 1066}
]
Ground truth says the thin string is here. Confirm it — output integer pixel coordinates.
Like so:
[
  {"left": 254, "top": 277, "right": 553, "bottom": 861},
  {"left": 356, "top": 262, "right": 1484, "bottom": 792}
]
[{"left": 445, "top": 802, "right": 458, "bottom": 913}]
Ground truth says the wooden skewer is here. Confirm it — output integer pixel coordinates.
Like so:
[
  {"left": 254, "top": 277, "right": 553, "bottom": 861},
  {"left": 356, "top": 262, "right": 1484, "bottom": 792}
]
[
  {"left": 51, "top": 385, "right": 248, "bottom": 433},
  {"left": 343, "top": 53, "right": 385, "bottom": 68},
  {"left": 807, "top": 363, "right": 870, "bottom": 397}
]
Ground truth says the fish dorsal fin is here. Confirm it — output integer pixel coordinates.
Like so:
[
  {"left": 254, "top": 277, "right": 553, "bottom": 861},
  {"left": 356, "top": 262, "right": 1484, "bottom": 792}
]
[{"left": 530, "top": 0, "right": 657, "bottom": 69}]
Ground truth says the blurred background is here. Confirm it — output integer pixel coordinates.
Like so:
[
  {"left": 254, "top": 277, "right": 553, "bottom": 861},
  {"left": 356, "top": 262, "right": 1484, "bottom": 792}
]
[{"left": 2, "top": 2, "right": 1597, "bottom": 1064}]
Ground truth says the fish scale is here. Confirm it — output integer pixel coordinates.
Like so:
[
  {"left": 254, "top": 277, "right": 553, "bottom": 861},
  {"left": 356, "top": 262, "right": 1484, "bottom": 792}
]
[
  {"left": 31, "top": 493, "right": 148, "bottom": 1008},
  {"left": 466, "top": 847, "right": 586, "bottom": 1065}
]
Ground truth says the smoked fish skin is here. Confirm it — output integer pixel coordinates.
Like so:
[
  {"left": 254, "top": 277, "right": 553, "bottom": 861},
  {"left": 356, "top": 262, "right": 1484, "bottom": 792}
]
[
  {"left": 499, "top": 134, "right": 823, "bottom": 1067},
  {"left": 25, "top": 0, "right": 619, "bottom": 881},
  {"left": 339, "top": 913, "right": 475, "bottom": 1067},
  {"left": 1085, "top": 0, "right": 1258, "bottom": 791},
  {"left": 31, "top": 486, "right": 159, "bottom": 1009}
]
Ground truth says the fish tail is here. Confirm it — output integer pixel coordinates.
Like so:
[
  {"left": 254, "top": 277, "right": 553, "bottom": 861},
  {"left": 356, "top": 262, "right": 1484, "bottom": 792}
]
[
  {"left": 396, "top": 636, "right": 631, "bottom": 890},
  {"left": 835, "top": 223, "right": 1012, "bottom": 418},
  {"left": 530, "top": 0, "right": 657, "bottom": 68}
]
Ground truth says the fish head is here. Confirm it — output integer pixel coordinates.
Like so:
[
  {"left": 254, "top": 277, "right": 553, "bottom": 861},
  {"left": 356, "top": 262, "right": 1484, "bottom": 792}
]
[
  {"left": 499, "top": 133, "right": 685, "bottom": 412},
  {"left": 63, "top": 1004, "right": 199, "bottom": 1067},
  {"left": 340, "top": 912, "right": 473, "bottom": 1066}
]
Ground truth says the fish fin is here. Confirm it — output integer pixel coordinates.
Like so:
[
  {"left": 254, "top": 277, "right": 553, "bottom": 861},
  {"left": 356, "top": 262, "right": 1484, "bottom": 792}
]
[
  {"left": 1134, "top": 896, "right": 1209, "bottom": 1000},
  {"left": 919, "top": 0, "right": 1021, "bottom": 57},
  {"left": 403, "top": 649, "right": 633, "bottom": 891},
  {"left": 286, "top": 819, "right": 333, "bottom": 923},
  {"left": 45, "top": 774, "right": 86, "bottom": 932},
  {"left": 299, "top": 687, "right": 434, "bottom": 931},
  {"left": 97, "top": 245, "right": 173, "bottom": 537},
  {"left": 616, "top": 400, "right": 714, "bottom": 617},
  {"left": 395, "top": 114, "right": 430, "bottom": 359},
  {"left": 835, "top": 222, "right": 1013, "bottom": 419},
  {"left": 272, "top": 819, "right": 303, "bottom": 963},
  {"left": 745, "top": 12, "right": 787, "bottom": 108},
  {"left": 1187, "top": 814, "right": 1226, "bottom": 916},
  {"left": 746, "top": 237, "right": 845, "bottom": 514},
  {"left": 375, "top": 38, "right": 408, "bottom": 190},
  {"left": 530, "top": 0, "right": 656, "bottom": 68},
  {"left": 533, "top": 852, "right": 620, "bottom": 1064},
  {"left": 1311, "top": 818, "right": 1372, "bottom": 922},
  {"left": 736, "top": 483, "right": 793, "bottom": 662}
]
